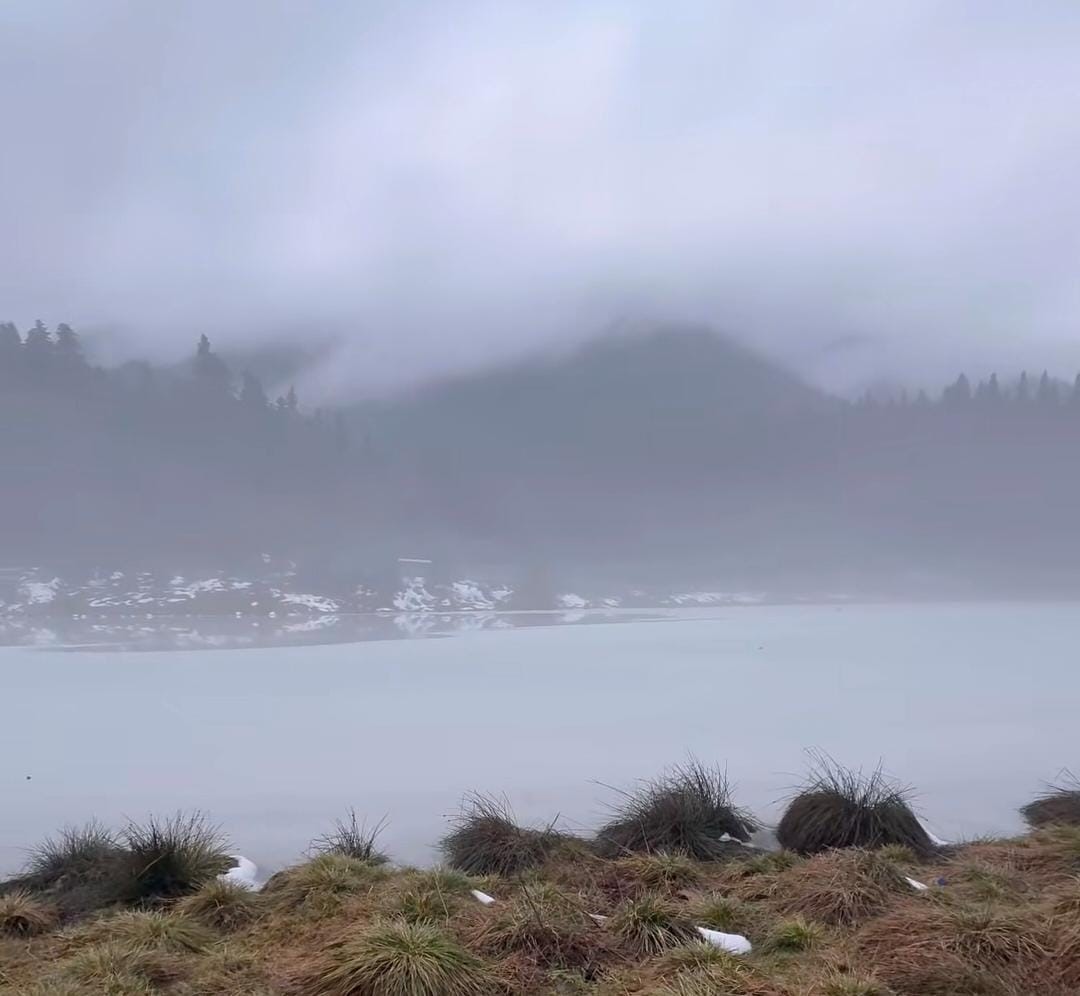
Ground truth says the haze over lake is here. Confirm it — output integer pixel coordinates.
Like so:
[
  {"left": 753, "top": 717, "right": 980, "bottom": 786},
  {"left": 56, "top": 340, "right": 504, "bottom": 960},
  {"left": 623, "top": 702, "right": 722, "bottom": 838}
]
[{"left": 2, "top": 603, "right": 1071, "bottom": 878}]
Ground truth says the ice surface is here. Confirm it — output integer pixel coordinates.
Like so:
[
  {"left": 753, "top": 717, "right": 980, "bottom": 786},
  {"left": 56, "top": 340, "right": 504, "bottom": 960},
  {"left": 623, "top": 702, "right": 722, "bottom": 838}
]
[{"left": 0, "top": 603, "right": 1074, "bottom": 875}]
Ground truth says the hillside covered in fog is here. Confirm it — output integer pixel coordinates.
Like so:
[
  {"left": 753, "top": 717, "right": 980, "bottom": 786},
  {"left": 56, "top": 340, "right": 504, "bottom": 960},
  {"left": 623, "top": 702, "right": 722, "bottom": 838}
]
[{"left": 3, "top": 320, "right": 1080, "bottom": 595}]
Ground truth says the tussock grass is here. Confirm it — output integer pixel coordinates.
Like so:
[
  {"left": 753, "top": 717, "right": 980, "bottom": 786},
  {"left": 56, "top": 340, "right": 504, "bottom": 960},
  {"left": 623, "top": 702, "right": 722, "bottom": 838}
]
[
  {"left": 440, "top": 795, "right": 565, "bottom": 876},
  {"left": 954, "top": 862, "right": 1022, "bottom": 902},
  {"left": 394, "top": 868, "right": 480, "bottom": 925},
  {"left": 617, "top": 852, "right": 701, "bottom": 892},
  {"left": 776, "top": 754, "right": 935, "bottom": 858},
  {"left": 59, "top": 940, "right": 185, "bottom": 991},
  {"left": 607, "top": 894, "right": 698, "bottom": 955},
  {"left": 875, "top": 843, "right": 918, "bottom": 865},
  {"left": 5, "top": 821, "right": 127, "bottom": 917},
  {"left": 655, "top": 941, "right": 747, "bottom": 975},
  {"left": 119, "top": 812, "right": 231, "bottom": 903},
  {"left": 817, "top": 974, "right": 892, "bottom": 996},
  {"left": 25, "top": 820, "right": 122, "bottom": 888},
  {"left": 470, "top": 882, "right": 605, "bottom": 971},
  {"left": 762, "top": 915, "right": 822, "bottom": 953},
  {"left": 176, "top": 878, "right": 263, "bottom": 929},
  {"left": 1021, "top": 773, "right": 1080, "bottom": 828},
  {"left": 71, "top": 909, "right": 214, "bottom": 953},
  {"left": 0, "top": 889, "right": 57, "bottom": 935},
  {"left": 305, "top": 919, "right": 495, "bottom": 996},
  {"left": 647, "top": 962, "right": 782, "bottom": 995},
  {"left": 773, "top": 848, "right": 909, "bottom": 926},
  {"left": 859, "top": 899, "right": 1049, "bottom": 993},
  {"left": 311, "top": 810, "right": 390, "bottom": 865},
  {"left": 264, "top": 853, "right": 389, "bottom": 914},
  {"left": 687, "top": 893, "right": 763, "bottom": 936},
  {"left": 596, "top": 759, "right": 757, "bottom": 861},
  {"left": 734, "top": 851, "right": 802, "bottom": 877}
]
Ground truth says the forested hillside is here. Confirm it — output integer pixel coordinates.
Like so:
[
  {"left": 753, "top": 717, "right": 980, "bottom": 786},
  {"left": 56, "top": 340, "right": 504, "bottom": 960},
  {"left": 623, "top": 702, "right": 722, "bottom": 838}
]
[{"left": 4, "top": 320, "right": 1080, "bottom": 591}]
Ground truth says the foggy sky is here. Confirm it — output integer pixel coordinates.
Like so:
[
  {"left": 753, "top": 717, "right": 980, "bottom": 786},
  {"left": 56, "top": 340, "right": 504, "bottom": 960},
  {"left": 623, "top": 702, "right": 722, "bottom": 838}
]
[{"left": 2, "top": 1, "right": 1079, "bottom": 399}]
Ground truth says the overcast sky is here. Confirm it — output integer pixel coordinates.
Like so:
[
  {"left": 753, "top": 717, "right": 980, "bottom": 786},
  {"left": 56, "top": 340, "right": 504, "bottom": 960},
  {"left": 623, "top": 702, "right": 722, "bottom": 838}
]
[{"left": 2, "top": 1, "right": 1079, "bottom": 398}]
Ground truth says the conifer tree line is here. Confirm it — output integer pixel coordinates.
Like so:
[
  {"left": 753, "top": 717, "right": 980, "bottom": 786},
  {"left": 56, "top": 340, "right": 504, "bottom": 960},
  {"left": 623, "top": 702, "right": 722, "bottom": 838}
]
[{"left": 0, "top": 319, "right": 351, "bottom": 450}]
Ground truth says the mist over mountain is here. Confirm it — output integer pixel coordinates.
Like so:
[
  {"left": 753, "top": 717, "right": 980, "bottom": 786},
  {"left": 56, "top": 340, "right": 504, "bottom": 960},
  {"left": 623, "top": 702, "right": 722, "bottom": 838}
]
[{"left": 4, "top": 318, "right": 1080, "bottom": 596}]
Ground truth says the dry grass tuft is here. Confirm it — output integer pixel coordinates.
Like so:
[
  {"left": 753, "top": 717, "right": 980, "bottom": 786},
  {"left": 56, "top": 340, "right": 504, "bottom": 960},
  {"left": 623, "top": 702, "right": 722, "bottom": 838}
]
[
  {"left": 772, "top": 848, "right": 910, "bottom": 926},
  {"left": 440, "top": 795, "right": 565, "bottom": 877},
  {"left": 0, "top": 890, "right": 57, "bottom": 935},
  {"left": 687, "top": 893, "right": 763, "bottom": 937},
  {"left": 310, "top": 810, "right": 390, "bottom": 865},
  {"left": 859, "top": 899, "right": 1050, "bottom": 994},
  {"left": 762, "top": 915, "right": 823, "bottom": 953},
  {"left": 596, "top": 758, "right": 757, "bottom": 861},
  {"left": 304, "top": 918, "right": 495, "bottom": 996},
  {"left": 58, "top": 940, "right": 187, "bottom": 991},
  {"left": 617, "top": 852, "right": 702, "bottom": 892},
  {"left": 647, "top": 962, "right": 784, "bottom": 995},
  {"left": 396, "top": 869, "right": 478, "bottom": 926},
  {"left": 816, "top": 972, "right": 893, "bottom": 995},
  {"left": 118, "top": 811, "right": 232, "bottom": 904},
  {"left": 264, "top": 853, "right": 388, "bottom": 915},
  {"left": 1022, "top": 773, "right": 1080, "bottom": 829},
  {"left": 470, "top": 882, "right": 607, "bottom": 971},
  {"left": 776, "top": 754, "right": 935, "bottom": 858},
  {"left": 607, "top": 893, "right": 699, "bottom": 956},
  {"left": 70, "top": 908, "right": 215, "bottom": 953},
  {"left": 175, "top": 877, "right": 263, "bottom": 929}
]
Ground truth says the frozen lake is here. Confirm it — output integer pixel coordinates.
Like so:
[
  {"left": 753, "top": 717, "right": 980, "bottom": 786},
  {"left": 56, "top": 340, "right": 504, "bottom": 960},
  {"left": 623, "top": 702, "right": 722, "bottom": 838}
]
[{"left": 1, "top": 603, "right": 1075, "bottom": 877}]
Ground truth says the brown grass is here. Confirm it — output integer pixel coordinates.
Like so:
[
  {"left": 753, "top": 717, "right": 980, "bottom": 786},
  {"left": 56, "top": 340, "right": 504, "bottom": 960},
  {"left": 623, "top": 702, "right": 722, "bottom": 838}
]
[
  {"left": 771, "top": 848, "right": 911, "bottom": 926},
  {"left": 469, "top": 882, "right": 609, "bottom": 973},
  {"left": 0, "top": 890, "right": 57, "bottom": 936},
  {"left": 858, "top": 898, "right": 1051, "bottom": 994}
]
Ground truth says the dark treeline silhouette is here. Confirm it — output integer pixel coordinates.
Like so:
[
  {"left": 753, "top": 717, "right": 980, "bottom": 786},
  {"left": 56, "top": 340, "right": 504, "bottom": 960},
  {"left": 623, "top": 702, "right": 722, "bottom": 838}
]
[{"left": 3, "top": 321, "right": 1080, "bottom": 591}]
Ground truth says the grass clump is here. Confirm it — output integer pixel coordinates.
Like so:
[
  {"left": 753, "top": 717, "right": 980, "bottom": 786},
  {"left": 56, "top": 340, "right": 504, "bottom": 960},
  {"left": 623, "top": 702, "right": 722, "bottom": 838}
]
[
  {"left": 311, "top": 810, "right": 390, "bottom": 864},
  {"left": 776, "top": 753, "right": 935, "bottom": 858},
  {"left": 688, "top": 894, "right": 760, "bottom": 936},
  {"left": 59, "top": 940, "right": 185, "bottom": 992},
  {"left": 618, "top": 852, "right": 702, "bottom": 891},
  {"left": 762, "top": 915, "right": 822, "bottom": 953},
  {"left": 596, "top": 759, "right": 758, "bottom": 861},
  {"left": 471, "top": 882, "right": 604, "bottom": 970},
  {"left": 72, "top": 909, "right": 214, "bottom": 953},
  {"left": 175, "top": 877, "right": 263, "bottom": 929},
  {"left": 440, "top": 794, "right": 564, "bottom": 876},
  {"left": 1022, "top": 773, "right": 1080, "bottom": 829},
  {"left": 119, "top": 812, "right": 232, "bottom": 903},
  {"left": 735, "top": 851, "right": 802, "bottom": 877},
  {"left": 648, "top": 963, "right": 780, "bottom": 996},
  {"left": 265, "top": 853, "right": 389, "bottom": 914},
  {"left": 395, "top": 868, "right": 479, "bottom": 925},
  {"left": 0, "top": 889, "right": 57, "bottom": 935},
  {"left": 607, "top": 893, "right": 698, "bottom": 955},
  {"left": 306, "top": 919, "right": 495, "bottom": 996},
  {"left": 774, "top": 848, "right": 909, "bottom": 926},
  {"left": 860, "top": 899, "right": 1049, "bottom": 993},
  {"left": 656, "top": 941, "right": 748, "bottom": 975},
  {"left": 25, "top": 820, "right": 122, "bottom": 888},
  {"left": 817, "top": 974, "right": 892, "bottom": 996}
]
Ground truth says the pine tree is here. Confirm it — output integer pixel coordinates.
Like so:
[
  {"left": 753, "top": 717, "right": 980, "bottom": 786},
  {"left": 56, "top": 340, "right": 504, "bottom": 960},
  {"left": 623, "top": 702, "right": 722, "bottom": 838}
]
[
  {"left": 275, "top": 385, "right": 298, "bottom": 414},
  {"left": 0, "top": 322, "right": 19, "bottom": 353},
  {"left": 54, "top": 322, "right": 84, "bottom": 362},
  {"left": 1072, "top": 373, "right": 1080, "bottom": 407},
  {"left": 987, "top": 372, "right": 1001, "bottom": 403},
  {"left": 1037, "top": 370, "right": 1058, "bottom": 405},
  {"left": 24, "top": 319, "right": 52, "bottom": 355},
  {"left": 239, "top": 371, "right": 268, "bottom": 410},
  {"left": 944, "top": 373, "right": 971, "bottom": 406},
  {"left": 192, "top": 334, "right": 230, "bottom": 393},
  {"left": 1016, "top": 370, "right": 1030, "bottom": 403}
]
